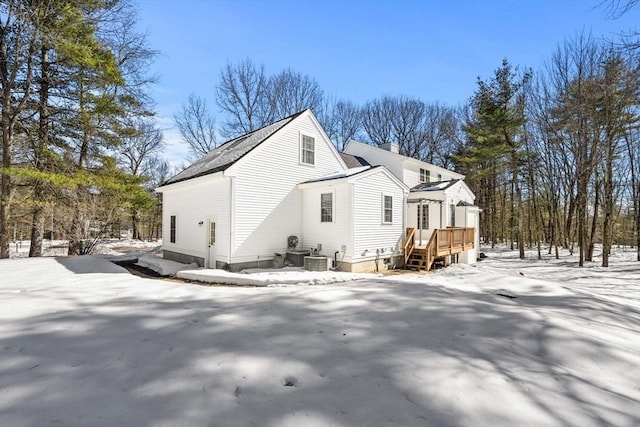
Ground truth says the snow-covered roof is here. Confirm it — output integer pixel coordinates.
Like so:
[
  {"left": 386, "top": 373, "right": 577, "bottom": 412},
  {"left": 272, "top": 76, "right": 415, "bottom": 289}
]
[
  {"left": 301, "top": 165, "right": 373, "bottom": 184},
  {"left": 410, "top": 179, "right": 460, "bottom": 192},
  {"left": 161, "top": 110, "right": 306, "bottom": 186}
]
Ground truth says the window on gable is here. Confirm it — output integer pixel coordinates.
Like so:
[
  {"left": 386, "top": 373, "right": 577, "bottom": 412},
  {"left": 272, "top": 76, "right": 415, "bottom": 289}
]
[
  {"left": 170, "top": 215, "right": 176, "bottom": 243},
  {"left": 420, "top": 168, "right": 430, "bottom": 183},
  {"left": 321, "top": 193, "right": 333, "bottom": 222},
  {"left": 301, "top": 135, "right": 315, "bottom": 165},
  {"left": 417, "top": 205, "right": 429, "bottom": 229},
  {"left": 383, "top": 195, "right": 393, "bottom": 223}
]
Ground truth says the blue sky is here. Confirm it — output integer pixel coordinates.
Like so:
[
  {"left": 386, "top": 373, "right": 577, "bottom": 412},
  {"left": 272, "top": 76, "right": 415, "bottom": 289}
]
[{"left": 134, "top": 0, "right": 638, "bottom": 165}]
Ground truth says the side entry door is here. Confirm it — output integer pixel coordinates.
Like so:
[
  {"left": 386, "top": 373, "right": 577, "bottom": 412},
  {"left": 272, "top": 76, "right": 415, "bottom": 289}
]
[{"left": 207, "top": 219, "right": 216, "bottom": 268}]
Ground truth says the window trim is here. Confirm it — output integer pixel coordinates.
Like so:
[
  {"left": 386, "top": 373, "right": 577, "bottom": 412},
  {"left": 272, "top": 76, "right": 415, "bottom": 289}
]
[
  {"left": 420, "top": 168, "right": 430, "bottom": 183},
  {"left": 320, "top": 192, "right": 333, "bottom": 223},
  {"left": 418, "top": 204, "right": 429, "bottom": 230},
  {"left": 450, "top": 204, "right": 456, "bottom": 227},
  {"left": 300, "top": 133, "right": 315, "bottom": 166},
  {"left": 169, "top": 214, "right": 177, "bottom": 244},
  {"left": 382, "top": 194, "right": 393, "bottom": 224}
]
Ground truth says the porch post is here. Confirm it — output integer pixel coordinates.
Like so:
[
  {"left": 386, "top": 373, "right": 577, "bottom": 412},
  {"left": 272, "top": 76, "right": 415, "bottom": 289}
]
[{"left": 419, "top": 199, "right": 423, "bottom": 244}]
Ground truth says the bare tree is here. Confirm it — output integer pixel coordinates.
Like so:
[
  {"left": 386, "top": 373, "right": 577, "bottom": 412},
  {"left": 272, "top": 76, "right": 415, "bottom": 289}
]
[
  {"left": 320, "top": 98, "right": 362, "bottom": 151},
  {"left": 269, "top": 69, "right": 324, "bottom": 119},
  {"left": 174, "top": 93, "right": 217, "bottom": 159},
  {"left": 422, "top": 103, "right": 461, "bottom": 168},
  {"left": 216, "top": 59, "right": 272, "bottom": 138},
  {"left": 361, "top": 96, "right": 398, "bottom": 147},
  {"left": 119, "top": 121, "right": 165, "bottom": 176}
]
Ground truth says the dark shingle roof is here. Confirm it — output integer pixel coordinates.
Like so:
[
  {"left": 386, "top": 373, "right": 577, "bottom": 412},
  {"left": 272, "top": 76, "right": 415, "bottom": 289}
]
[
  {"left": 410, "top": 179, "right": 460, "bottom": 192},
  {"left": 161, "top": 110, "right": 306, "bottom": 186},
  {"left": 339, "top": 153, "right": 370, "bottom": 168}
]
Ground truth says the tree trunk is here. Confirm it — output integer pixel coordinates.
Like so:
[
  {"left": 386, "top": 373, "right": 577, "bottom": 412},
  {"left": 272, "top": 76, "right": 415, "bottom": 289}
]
[
  {"left": 29, "top": 45, "right": 49, "bottom": 257},
  {"left": 28, "top": 198, "right": 44, "bottom": 257}
]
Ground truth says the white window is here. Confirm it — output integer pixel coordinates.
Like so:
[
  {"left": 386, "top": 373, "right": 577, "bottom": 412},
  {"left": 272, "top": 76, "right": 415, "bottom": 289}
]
[
  {"left": 301, "top": 134, "right": 315, "bottom": 165},
  {"left": 450, "top": 204, "right": 456, "bottom": 227},
  {"left": 417, "top": 205, "right": 429, "bottom": 229},
  {"left": 437, "top": 173, "right": 442, "bottom": 181},
  {"left": 169, "top": 215, "right": 176, "bottom": 243},
  {"left": 420, "top": 168, "right": 430, "bottom": 183},
  {"left": 321, "top": 193, "right": 332, "bottom": 222},
  {"left": 383, "top": 195, "right": 393, "bottom": 224}
]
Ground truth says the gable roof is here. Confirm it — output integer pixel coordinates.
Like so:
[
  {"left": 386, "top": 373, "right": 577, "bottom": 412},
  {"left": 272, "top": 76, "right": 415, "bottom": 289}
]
[
  {"left": 344, "top": 139, "right": 465, "bottom": 180},
  {"left": 299, "top": 165, "right": 409, "bottom": 192},
  {"left": 339, "top": 153, "right": 370, "bottom": 168},
  {"left": 161, "top": 110, "right": 306, "bottom": 186},
  {"left": 301, "top": 165, "right": 373, "bottom": 184}
]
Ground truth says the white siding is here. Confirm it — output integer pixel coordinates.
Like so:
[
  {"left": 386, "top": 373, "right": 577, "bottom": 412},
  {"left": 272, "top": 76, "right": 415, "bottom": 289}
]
[
  {"left": 352, "top": 172, "right": 405, "bottom": 261},
  {"left": 407, "top": 201, "right": 442, "bottom": 245},
  {"left": 161, "top": 175, "right": 230, "bottom": 262},
  {"left": 228, "top": 113, "right": 345, "bottom": 263},
  {"left": 300, "top": 182, "right": 353, "bottom": 262},
  {"left": 344, "top": 141, "right": 406, "bottom": 180},
  {"left": 403, "top": 167, "right": 421, "bottom": 188}
]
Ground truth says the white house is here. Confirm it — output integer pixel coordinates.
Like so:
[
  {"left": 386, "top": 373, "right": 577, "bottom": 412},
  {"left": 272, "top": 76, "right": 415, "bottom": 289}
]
[
  {"left": 157, "top": 109, "right": 480, "bottom": 272},
  {"left": 344, "top": 140, "right": 481, "bottom": 267}
]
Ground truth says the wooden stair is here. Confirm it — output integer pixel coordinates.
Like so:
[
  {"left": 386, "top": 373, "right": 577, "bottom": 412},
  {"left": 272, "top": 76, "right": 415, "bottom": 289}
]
[{"left": 403, "top": 227, "right": 475, "bottom": 272}]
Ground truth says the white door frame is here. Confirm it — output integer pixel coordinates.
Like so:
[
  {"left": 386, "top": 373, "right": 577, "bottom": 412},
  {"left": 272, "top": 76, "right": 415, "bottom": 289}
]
[{"left": 206, "top": 217, "right": 216, "bottom": 269}]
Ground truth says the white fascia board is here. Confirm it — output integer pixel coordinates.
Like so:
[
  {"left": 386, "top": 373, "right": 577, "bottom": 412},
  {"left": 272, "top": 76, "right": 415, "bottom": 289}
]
[
  {"left": 408, "top": 190, "right": 446, "bottom": 202},
  {"left": 403, "top": 157, "right": 465, "bottom": 179},
  {"left": 346, "top": 166, "right": 409, "bottom": 193},
  {"left": 305, "top": 110, "right": 348, "bottom": 170},
  {"left": 298, "top": 179, "right": 348, "bottom": 190},
  {"left": 345, "top": 139, "right": 464, "bottom": 180},
  {"left": 443, "top": 179, "right": 476, "bottom": 202},
  {"left": 155, "top": 170, "right": 225, "bottom": 193}
]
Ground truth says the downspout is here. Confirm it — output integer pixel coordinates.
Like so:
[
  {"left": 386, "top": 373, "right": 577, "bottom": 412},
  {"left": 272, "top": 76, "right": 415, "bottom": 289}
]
[{"left": 228, "top": 175, "right": 235, "bottom": 267}]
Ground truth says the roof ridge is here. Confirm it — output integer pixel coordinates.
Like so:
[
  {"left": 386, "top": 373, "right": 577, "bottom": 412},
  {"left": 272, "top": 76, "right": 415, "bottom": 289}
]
[{"left": 160, "top": 109, "right": 308, "bottom": 186}]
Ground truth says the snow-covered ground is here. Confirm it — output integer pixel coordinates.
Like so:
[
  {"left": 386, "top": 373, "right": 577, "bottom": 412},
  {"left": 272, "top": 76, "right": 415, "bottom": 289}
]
[
  {"left": 0, "top": 246, "right": 638, "bottom": 426},
  {"left": 8, "top": 238, "right": 161, "bottom": 258}
]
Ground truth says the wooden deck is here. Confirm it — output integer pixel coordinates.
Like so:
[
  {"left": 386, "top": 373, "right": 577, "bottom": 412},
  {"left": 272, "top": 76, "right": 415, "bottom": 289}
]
[{"left": 403, "top": 227, "right": 475, "bottom": 271}]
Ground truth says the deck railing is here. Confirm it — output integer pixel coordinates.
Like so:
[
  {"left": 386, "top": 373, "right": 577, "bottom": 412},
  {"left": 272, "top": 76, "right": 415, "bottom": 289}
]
[
  {"left": 405, "top": 227, "right": 475, "bottom": 271},
  {"left": 403, "top": 227, "right": 416, "bottom": 264}
]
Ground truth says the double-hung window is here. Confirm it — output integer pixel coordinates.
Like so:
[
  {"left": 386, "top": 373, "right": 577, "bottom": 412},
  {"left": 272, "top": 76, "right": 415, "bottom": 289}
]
[
  {"left": 420, "top": 168, "right": 430, "bottom": 183},
  {"left": 383, "top": 195, "right": 393, "bottom": 224},
  {"left": 321, "top": 193, "right": 333, "bottom": 222},
  {"left": 170, "top": 215, "right": 176, "bottom": 243},
  {"left": 301, "top": 135, "right": 315, "bottom": 165}
]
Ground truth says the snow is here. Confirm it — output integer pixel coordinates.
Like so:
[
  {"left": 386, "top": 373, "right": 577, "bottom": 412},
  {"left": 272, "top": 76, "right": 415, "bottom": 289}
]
[
  {"left": 177, "top": 266, "right": 380, "bottom": 286},
  {"left": 1, "top": 246, "right": 639, "bottom": 427},
  {"left": 7, "top": 238, "right": 161, "bottom": 258},
  {"left": 136, "top": 253, "right": 198, "bottom": 276},
  {"left": 303, "top": 165, "right": 371, "bottom": 183}
]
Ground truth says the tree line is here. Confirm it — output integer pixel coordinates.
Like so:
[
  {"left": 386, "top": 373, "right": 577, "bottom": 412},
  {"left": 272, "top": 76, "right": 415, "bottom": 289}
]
[
  {"left": 177, "top": 42, "right": 638, "bottom": 266},
  {"left": 2, "top": 0, "right": 637, "bottom": 266},
  {"left": 1, "top": 0, "right": 166, "bottom": 258}
]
